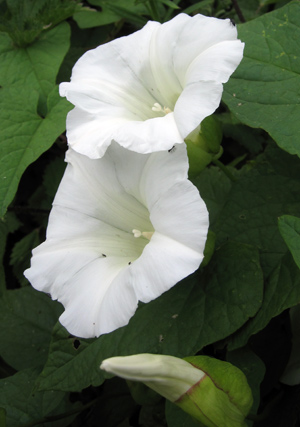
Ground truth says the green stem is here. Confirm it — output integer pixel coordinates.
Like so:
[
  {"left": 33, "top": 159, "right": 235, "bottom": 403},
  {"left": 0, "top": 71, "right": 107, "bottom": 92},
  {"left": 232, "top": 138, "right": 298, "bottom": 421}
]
[
  {"left": 246, "top": 390, "right": 284, "bottom": 423},
  {"left": 231, "top": 0, "right": 246, "bottom": 23},
  {"left": 212, "top": 158, "right": 237, "bottom": 182}
]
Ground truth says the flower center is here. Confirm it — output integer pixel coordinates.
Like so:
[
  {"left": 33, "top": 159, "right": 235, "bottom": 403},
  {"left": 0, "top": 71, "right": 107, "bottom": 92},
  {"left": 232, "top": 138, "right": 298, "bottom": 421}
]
[
  {"left": 132, "top": 229, "right": 154, "bottom": 241},
  {"left": 151, "top": 102, "right": 172, "bottom": 115}
]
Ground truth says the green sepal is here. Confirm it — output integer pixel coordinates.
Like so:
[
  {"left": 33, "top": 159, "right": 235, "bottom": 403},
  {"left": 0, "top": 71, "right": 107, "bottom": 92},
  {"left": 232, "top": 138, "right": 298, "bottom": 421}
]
[
  {"left": 186, "top": 115, "right": 223, "bottom": 177},
  {"left": 175, "top": 356, "right": 253, "bottom": 427},
  {"left": 201, "top": 230, "right": 216, "bottom": 267}
]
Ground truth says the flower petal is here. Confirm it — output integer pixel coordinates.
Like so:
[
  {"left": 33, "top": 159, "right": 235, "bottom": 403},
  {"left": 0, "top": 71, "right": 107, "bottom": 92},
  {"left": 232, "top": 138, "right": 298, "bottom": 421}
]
[{"left": 130, "top": 232, "right": 202, "bottom": 303}]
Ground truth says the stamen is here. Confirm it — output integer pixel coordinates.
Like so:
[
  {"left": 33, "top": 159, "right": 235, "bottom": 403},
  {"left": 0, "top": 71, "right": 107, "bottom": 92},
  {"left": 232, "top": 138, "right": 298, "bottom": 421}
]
[
  {"left": 132, "top": 229, "right": 142, "bottom": 238},
  {"left": 152, "top": 102, "right": 163, "bottom": 112},
  {"left": 132, "top": 229, "right": 154, "bottom": 241},
  {"left": 151, "top": 102, "right": 172, "bottom": 115}
]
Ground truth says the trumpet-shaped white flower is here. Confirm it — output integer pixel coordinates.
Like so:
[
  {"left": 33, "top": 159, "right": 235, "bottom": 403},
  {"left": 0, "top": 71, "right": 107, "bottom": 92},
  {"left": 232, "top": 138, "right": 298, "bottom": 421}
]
[
  {"left": 24, "top": 143, "right": 208, "bottom": 338},
  {"left": 59, "top": 13, "right": 244, "bottom": 159}
]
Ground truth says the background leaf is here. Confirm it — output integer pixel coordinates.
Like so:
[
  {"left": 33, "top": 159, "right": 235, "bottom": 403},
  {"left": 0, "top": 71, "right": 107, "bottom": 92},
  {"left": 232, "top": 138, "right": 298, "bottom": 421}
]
[
  {"left": 229, "top": 251, "right": 300, "bottom": 350},
  {"left": 0, "top": 86, "right": 71, "bottom": 217},
  {"left": 0, "top": 367, "right": 77, "bottom": 427},
  {"left": 0, "top": 287, "right": 63, "bottom": 370},
  {"left": 0, "top": 22, "right": 71, "bottom": 217},
  {"left": 223, "top": 1, "right": 300, "bottom": 157}
]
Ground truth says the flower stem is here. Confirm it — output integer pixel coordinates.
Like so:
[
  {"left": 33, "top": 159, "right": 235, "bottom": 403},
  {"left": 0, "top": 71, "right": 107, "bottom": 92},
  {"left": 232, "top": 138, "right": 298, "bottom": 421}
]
[
  {"left": 231, "top": 0, "right": 246, "bottom": 23},
  {"left": 212, "top": 158, "right": 237, "bottom": 182}
]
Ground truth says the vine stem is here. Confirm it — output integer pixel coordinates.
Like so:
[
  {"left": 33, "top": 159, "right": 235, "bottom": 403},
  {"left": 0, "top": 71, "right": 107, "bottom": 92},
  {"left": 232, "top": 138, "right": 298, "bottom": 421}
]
[
  {"left": 231, "top": 0, "right": 246, "bottom": 23},
  {"left": 212, "top": 158, "right": 237, "bottom": 182}
]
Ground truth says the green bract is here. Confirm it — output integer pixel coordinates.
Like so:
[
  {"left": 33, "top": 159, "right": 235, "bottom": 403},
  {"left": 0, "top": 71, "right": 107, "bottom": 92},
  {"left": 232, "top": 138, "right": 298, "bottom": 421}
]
[{"left": 180, "top": 356, "right": 253, "bottom": 427}]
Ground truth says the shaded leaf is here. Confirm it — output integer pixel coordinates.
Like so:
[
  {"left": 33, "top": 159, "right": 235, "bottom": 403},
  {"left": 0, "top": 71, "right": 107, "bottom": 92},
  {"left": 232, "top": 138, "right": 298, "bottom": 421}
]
[
  {"left": 0, "top": 368, "right": 76, "bottom": 427},
  {"left": 229, "top": 251, "right": 300, "bottom": 350},
  {"left": 0, "top": 287, "right": 63, "bottom": 370},
  {"left": 278, "top": 215, "right": 300, "bottom": 270},
  {"left": 214, "top": 144, "right": 300, "bottom": 277},
  {"left": 0, "top": 213, "right": 20, "bottom": 294},
  {"left": 10, "top": 229, "right": 40, "bottom": 286}
]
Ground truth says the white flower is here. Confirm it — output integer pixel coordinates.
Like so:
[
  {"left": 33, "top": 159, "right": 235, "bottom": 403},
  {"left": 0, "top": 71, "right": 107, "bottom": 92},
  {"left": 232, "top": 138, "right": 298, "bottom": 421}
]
[
  {"left": 59, "top": 13, "right": 244, "bottom": 159},
  {"left": 100, "top": 354, "right": 205, "bottom": 402},
  {"left": 24, "top": 143, "right": 208, "bottom": 338}
]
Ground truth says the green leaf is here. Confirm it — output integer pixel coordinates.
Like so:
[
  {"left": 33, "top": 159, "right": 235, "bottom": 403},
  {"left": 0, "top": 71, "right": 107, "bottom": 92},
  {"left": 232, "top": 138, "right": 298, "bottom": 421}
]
[
  {"left": 228, "top": 251, "right": 300, "bottom": 350},
  {"left": 0, "top": 368, "right": 76, "bottom": 427},
  {"left": 37, "top": 241, "right": 263, "bottom": 392},
  {"left": 158, "top": 0, "right": 180, "bottom": 10},
  {"left": 0, "top": 213, "right": 20, "bottom": 294},
  {"left": 278, "top": 215, "right": 300, "bottom": 269},
  {"left": 0, "top": 86, "right": 71, "bottom": 217},
  {"left": 192, "top": 166, "right": 236, "bottom": 226},
  {"left": 223, "top": 1, "right": 300, "bottom": 157},
  {"left": 0, "top": 22, "right": 70, "bottom": 103},
  {"left": 10, "top": 229, "right": 40, "bottom": 287},
  {"left": 73, "top": 9, "right": 121, "bottom": 28},
  {"left": 89, "top": 0, "right": 148, "bottom": 27},
  {"left": 213, "top": 144, "right": 300, "bottom": 277},
  {"left": 0, "top": 287, "right": 63, "bottom": 370},
  {"left": 0, "top": 21, "right": 71, "bottom": 217}
]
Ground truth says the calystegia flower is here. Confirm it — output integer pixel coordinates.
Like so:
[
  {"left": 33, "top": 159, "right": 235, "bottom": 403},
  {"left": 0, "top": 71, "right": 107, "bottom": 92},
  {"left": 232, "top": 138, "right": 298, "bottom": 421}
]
[
  {"left": 25, "top": 143, "right": 208, "bottom": 338},
  {"left": 60, "top": 13, "right": 244, "bottom": 158}
]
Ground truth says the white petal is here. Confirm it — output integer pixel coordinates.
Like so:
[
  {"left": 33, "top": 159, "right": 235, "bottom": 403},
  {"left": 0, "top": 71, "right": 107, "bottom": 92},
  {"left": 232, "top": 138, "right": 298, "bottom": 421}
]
[
  {"left": 150, "top": 181, "right": 208, "bottom": 253},
  {"left": 130, "top": 232, "right": 202, "bottom": 303},
  {"left": 58, "top": 257, "right": 137, "bottom": 338},
  {"left": 110, "top": 142, "right": 188, "bottom": 206},
  {"left": 185, "top": 40, "right": 244, "bottom": 85},
  {"left": 174, "top": 82, "right": 224, "bottom": 140},
  {"left": 56, "top": 149, "right": 151, "bottom": 233}
]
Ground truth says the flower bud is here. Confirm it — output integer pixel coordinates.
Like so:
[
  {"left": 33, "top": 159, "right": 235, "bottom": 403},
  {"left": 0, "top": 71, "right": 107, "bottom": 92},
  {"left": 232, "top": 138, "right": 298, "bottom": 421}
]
[{"left": 100, "top": 354, "right": 253, "bottom": 427}]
